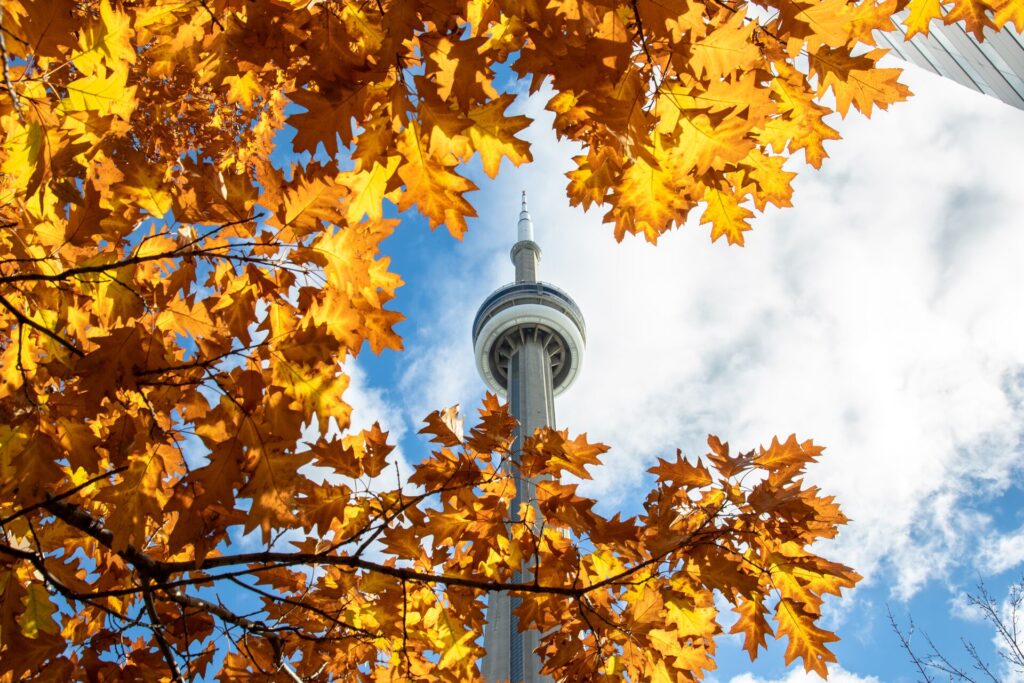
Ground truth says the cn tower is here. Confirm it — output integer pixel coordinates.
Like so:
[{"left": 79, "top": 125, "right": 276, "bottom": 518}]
[{"left": 472, "top": 193, "right": 586, "bottom": 682}]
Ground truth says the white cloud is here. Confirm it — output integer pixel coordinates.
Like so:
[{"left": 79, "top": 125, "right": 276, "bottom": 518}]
[
  {"left": 949, "top": 591, "right": 988, "bottom": 623},
  {"left": 302, "top": 358, "right": 414, "bottom": 489},
  {"left": 978, "top": 526, "right": 1024, "bottom": 575},
  {"left": 395, "top": 62, "right": 1024, "bottom": 603},
  {"left": 727, "top": 665, "right": 881, "bottom": 683}
]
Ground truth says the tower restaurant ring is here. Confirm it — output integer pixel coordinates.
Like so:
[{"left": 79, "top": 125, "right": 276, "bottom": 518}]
[{"left": 472, "top": 282, "right": 586, "bottom": 397}]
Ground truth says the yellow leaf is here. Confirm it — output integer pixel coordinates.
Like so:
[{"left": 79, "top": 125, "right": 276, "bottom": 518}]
[
  {"left": 73, "top": 0, "right": 135, "bottom": 76},
  {"left": 18, "top": 583, "right": 59, "bottom": 639},
  {"left": 810, "top": 47, "right": 911, "bottom": 117},
  {"left": 156, "top": 296, "right": 217, "bottom": 341},
  {"left": 742, "top": 149, "right": 796, "bottom": 211},
  {"left": 0, "top": 118, "right": 43, "bottom": 198},
  {"left": 792, "top": 0, "right": 854, "bottom": 51},
  {"left": 701, "top": 185, "right": 753, "bottom": 246},
  {"left": 588, "top": 549, "right": 625, "bottom": 582},
  {"left": 673, "top": 112, "right": 756, "bottom": 176},
  {"left": 239, "top": 448, "right": 312, "bottom": 543},
  {"left": 339, "top": 157, "right": 400, "bottom": 224},
  {"left": 688, "top": 11, "right": 761, "bottom": 79},
  {"left": 648, "top": 628, "right": 715, "bottom": 672},
  {"left": 63, "top": 64, "right": 137, "bottom": 118},
  {"left": 992, "top": 0, "right": 1024, "bottom": 31},
  {"left": 273, "top": 357, "right": 351, "bottom": 426},
  {"left": 754, "top": 434, "right": 823, "bottom": 477},
  {"left": 656, "top": 73, "right": 772, "bottom": 134},
  {"left": 224, "top": 71, "right": 263, "bottom": 107},
  {"left": 566, "top": 148, "right": 621, "bottom": 211},
  {"left": 396, "top": 124, "right": 478, "bottom": 239},
  {"left": 435, "top": 609, "right": 477, "bottom": 671},
  {"left": 115, "top": 164, "right": 172, "bottom": 216},
  {"left": 945, "top": 0, "right": 996, "bottom": 39},
  {"left": 419, "top": 405, "right": 465, "bottom": 447},
  {"left": 664, "top": 595, "right": 718, "bottom": 638},
  {"left": 426, "top": 37, "right": 497, "bottom": 107},
  {"left": 903, "top": 0, "right": 943, "bottom": 37},
  {"left": 767, "top": 541, "right": 860, "bottom": 611},
  {"left": 271, "top": 168, "right": 345, "bottom": 237},
  {"left": 464, "top": 95, "right": 533, "bottom": 178},
  {"left": 607, "top": 149, "right": 683, "bottom": 242},
  {"left": 763, "top": 66, "right": 841, "bottom": 169},
  {"left": 730, "top": 594, "right": 773, "bottom": 660},
  {"left": 774, "top": 598, "right": 840, "bottom": 676},
  {"left": 94, "top": 450, "right": 170, "bottom": 552}
]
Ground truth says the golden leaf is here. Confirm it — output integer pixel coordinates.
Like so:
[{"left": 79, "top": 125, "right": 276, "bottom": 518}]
[
  {"left": 775, "top": 598, "right": 840, "bottom": 676},
  {"left": 396, "top": 124, "right": 478, "bottom": 238},
  {"left": 17, "top": 583, "right": 59, "bottom": 639},
  {"left": 701, "top": 184, "right": 754, "bottom": 246}
]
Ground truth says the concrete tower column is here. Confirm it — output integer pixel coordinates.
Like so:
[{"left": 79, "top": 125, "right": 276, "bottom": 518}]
[{"left": 482, "top": 333, "right": 555, "bottom": 683}]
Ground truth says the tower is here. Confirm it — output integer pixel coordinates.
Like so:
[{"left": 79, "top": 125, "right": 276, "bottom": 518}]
[
  {"left": 472, "top": 193, "right": 586, "bottom": 683},
  {"left": 875, "top": 18, "right": 1024, "bottom": 110}
]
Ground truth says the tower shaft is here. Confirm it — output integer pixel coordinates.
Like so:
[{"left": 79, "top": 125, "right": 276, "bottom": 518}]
[{"left": 482, "top": 336, "right": 554, "bottom": 683}]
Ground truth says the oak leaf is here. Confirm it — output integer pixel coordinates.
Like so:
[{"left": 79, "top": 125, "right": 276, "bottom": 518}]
[{"left": 775, "top": 598, "right": 841, "bottom": 676}]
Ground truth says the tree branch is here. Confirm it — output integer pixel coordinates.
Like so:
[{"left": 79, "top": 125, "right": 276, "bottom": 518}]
[
  {"left": 38, "top": 491, "right": 717, "bottom": 607},
  {"left": 0, "top": 466, "right": 128, "bottom": 528},
  {"left": 143, "top": 585, "right": 186, "bottom": 683},
  {"left": 888, "top": 606, "right": 935, "bottom": 683},
  {"left": 629, "top": 0, "right": 654, "bottom": 67},
  {"left": 196, "top": 0, "right": 225, "bottom": 31},
  {"left": 0, "top": 293, "right": 84, "bottom": 357}
]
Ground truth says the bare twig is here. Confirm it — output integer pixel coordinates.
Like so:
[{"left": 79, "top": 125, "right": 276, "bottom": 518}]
[
  {"left": 891, "top": 576, "right": 1024, "bottom": 682},
  {"left": 0, "top": 3, "right": 25, "bottom": 121},
  {"left": 278, "top": 659, "right": 305, "bottom": 683},
  {"left": 888, "top": 606, "right": 935, "bottom": 683}
]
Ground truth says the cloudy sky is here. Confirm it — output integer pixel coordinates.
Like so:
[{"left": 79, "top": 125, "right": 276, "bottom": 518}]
[{"left": 347, "top": 59, "right": 1024, "bottom": 681}]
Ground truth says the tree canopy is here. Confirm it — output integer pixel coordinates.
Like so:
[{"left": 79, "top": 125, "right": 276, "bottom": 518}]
[{"left": 0, "top": 0, "right": 1015, "bottom": 679}]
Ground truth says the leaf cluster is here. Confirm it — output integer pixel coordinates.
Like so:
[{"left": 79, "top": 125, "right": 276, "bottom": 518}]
[
  {"left": 1, "top": 389, "right": 859, "bottom": 680},
  {"left": 0, "top": 0, "right": 1011, "bottom": 679}
]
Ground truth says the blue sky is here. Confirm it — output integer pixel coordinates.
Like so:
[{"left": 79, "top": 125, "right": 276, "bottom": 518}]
[{"left": 339, "top": 58, "right": 1024, "bottom": 681}]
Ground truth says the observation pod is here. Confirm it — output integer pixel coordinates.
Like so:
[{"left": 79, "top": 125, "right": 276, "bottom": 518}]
[
  {"left": 471, "top": 194, "right": 586, "bottom": 399},
  {"left": 472, "top": 281, "right": 586, "bottom": 398}
]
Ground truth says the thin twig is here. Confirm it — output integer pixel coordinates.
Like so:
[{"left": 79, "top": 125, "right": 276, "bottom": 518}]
[
  {"left": 888, "top": 606, "right": 935, "bottom": 683},
  {"left": 196, "top": 0, "right": 225, "bottom": 31},
  {"left": 278, "top": 659, "right": 305, "bottom": 683},
  {"left": 628, "top": 0, "right": 654, "bottom": 66},
  {"left": 0, "top": 293, "right": 84, "bottom": 357},
  {"left": 0, "top": 3, "right": 25, "bottom": 121}
]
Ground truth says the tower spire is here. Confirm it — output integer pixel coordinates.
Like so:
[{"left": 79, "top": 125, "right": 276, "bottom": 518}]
[
  {"left": 512, "top": 191, "right": 540, "bottom": 283},
  {"left": 517, "top": 190, "right": 534, "bottom": 242}
]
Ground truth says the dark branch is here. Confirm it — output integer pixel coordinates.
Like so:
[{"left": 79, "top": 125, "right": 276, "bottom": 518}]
[
  {"left": 0, "top": 293, "right": 84, "bottom": 357},
  {"left": 0, "top": 466, "right": 128, "bottom": 528},
  {"left": 143, "top": 585, "right": 186, "bottom": 683}
]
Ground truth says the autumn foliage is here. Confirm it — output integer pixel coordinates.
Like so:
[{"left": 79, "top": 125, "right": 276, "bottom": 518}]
[{"left": 0, "top": 0, "right": 1016, "bottom": 679}]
